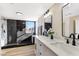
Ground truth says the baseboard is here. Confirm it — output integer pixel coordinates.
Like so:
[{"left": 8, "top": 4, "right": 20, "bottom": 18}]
[{"left": 1, "top": 43, "right": 34, "bottom": 49}]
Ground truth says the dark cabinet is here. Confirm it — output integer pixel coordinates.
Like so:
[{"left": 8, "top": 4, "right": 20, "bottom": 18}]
[{"left": 7, "top": 20, "right": 17, "bottom": 44}]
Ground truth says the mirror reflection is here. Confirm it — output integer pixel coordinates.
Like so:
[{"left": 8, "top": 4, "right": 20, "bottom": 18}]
[
  {"left": 43, "top": 15, "right": 52, "bottom": 36},
  {"left": 62, "top": 3, "right": 79, "bottom": 38},
  {"left": 44, "top": 15, "right": 52, "bottom": 31}
]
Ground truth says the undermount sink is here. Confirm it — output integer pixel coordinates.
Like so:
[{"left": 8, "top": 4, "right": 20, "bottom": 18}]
[
  {"left": 50, "top": 42, "right": 63, "bottom": 45},
  {"left": 50, "top": 41, "right": 79, "bottom": 51},
  {"left": 46, "top": 38, "right": 64, "bottom": 44},
  {"left": 50, "top": 42, "right": 75, "bottom": 52},
  {"left": 50, "top": 42, "right": 79, "bottom": 56}
]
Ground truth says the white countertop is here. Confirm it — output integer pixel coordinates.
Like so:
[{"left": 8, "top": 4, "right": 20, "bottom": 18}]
[{"left": 35, "top": 35, "right": 79, "bottom": 56}]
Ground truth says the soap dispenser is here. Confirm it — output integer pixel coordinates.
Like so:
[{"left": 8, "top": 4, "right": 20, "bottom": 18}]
[
  {"left": 78, "top": 34, "right": 79, "bottom": 39},
  {"left": 66, "top": 39, "right": 69, "bottom": 44}
]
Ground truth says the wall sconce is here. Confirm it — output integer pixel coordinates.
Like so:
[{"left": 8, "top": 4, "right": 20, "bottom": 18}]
[{"left": 44, "top": 12, "right": 51, "bottom": 18}]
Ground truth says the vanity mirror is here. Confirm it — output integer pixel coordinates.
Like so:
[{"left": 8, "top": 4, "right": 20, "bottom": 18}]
[
  {"left": 44, "top": 15, "right": 52, "bottom": 31},
  {"left": 62, "top": 3, "right": 79, "bottom": 38}
]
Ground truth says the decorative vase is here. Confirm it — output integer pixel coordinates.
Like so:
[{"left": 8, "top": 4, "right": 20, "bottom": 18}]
[{"left": 51, "top": 35, "right": 53, "bottom": 39}]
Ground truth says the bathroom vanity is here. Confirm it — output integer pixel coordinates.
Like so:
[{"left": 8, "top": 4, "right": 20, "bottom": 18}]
[
  {"left": 35, "top": 35, "right": 79, "bottom": 56},
  {"left": 35, "top": 36, "right": 57, "bottom": 56}
]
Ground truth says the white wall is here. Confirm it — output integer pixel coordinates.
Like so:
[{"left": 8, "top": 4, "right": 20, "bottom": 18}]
[
  {"left": 0, "top": 17, "right": 7, "bottom": 47},
  {"left": 63, "top": 16, "right": 70, "bottom": 37},
  {"left": 75, "top": 17, "right": 79, "bottom": 34},
  {"left": 49, "top": 4, "right": 62, "bottom": 37},
  {"left": 36, "top": 20, "right": 38, "bottom": 35},
  {"left": 38, "top": 3, "right": 64, "bottom": 39},
  {"left": 37, "top": 16, "right": 44, "bottom": 35},
  {"left": 76, "top": 19, "right": 79, "bottom": 33}
]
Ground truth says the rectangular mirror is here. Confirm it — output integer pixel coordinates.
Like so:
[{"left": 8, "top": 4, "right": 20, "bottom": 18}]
[
  {"left": 44, "top": 15, "right": 52, "bottom": 31},
  {"left": 62, "top": 3, "right": 79, "bottom": 38}
]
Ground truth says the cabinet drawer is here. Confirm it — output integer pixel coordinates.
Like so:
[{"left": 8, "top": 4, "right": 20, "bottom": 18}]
[
  {"left": 35, "top": 37, "right": 57, "bottom": 56},
  {"left": 43, "top": 45, "right": 57, "bottom": 56},
  {"left": 35, "top": 38, "right": 42, "bottom": 55}
]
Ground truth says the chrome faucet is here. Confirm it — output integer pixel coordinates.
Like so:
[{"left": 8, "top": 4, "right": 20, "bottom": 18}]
[{"left": 69, "top": 33, "right": 76, "bottom": 46}]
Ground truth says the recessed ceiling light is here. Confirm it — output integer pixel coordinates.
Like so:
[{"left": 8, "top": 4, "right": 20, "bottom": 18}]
[{"left": 16, "top": 12, "right": 23, "bottom": 15}]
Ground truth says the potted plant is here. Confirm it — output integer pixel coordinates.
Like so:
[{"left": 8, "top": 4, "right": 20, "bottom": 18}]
[{"left": 48, "top": 28, "right": 54, "bottom": 39}]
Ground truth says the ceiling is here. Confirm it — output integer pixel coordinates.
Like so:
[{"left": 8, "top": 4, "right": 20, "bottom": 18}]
[
  {"left": 0, "top": 3, "right": 54, "bottom": 20},
  {"left": 63, "top": 3, "right": 79, "bottom": 17}
]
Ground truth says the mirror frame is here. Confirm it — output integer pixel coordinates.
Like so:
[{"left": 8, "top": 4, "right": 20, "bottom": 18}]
[{"left": 62, "top": 3, "right": 70, "bottom": 38}]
